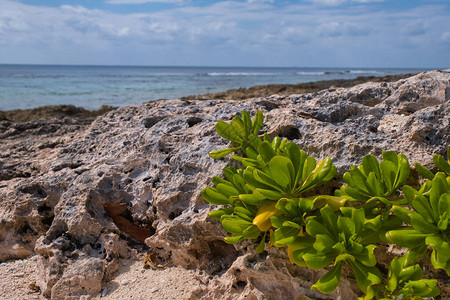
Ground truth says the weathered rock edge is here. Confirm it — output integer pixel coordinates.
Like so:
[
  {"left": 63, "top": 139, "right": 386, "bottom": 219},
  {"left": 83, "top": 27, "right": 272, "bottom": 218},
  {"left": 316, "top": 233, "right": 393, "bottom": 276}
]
[{"left": 0, "top": 70, "right": 449, "bottom": 299}]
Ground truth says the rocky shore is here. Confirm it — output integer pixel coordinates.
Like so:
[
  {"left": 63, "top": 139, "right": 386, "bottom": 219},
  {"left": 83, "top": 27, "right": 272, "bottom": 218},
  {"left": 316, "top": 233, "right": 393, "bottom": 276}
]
[
  {"left": 0, "top": 70, "right": 449, "bottom": 299},
  {"left": 0, "top": 105, "right": 116, "bottom": 123},
  {"left": 0, "top": 73, "right": 413, "bottom": 123}
]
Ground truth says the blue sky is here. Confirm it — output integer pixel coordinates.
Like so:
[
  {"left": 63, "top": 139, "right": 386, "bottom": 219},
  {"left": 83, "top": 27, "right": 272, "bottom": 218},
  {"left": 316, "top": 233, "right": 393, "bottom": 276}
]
[{"left": 0, "top": 0, "right": 449, "bottom": 68}]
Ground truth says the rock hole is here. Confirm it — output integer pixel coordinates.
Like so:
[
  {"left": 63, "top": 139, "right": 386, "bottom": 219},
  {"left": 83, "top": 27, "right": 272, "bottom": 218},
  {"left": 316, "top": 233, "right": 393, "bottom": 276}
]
[
  {"left": 368, "top": 126, "right": 378, "bottom": 133},
  {"left": 277, "top": 126, "right": 301, "bottom": 140},
  {"left": 186, "top": 117, "right": 202, "bottom": 127},
  {"left": 37, "top": 204, "right": 52, "bottom": 214},
  {"left": 143, "top": 116, "right": 164, "bottom": 129},
  {"left": 206, "top": 240, "right": 239, "bottom": 275},
  {"left": 236, "top": 281, "right": 247, "bottom": 288},
  {"left": 42, "top": 216, "right": 54, "bottom": 226},
  {"left": 256, "top": 100, "right": 279, "bottom": 111},
  {"left": 20, "top": 184, "right": 47, "bottom": 198},
  {"left": 17, "top": 222, "right": 32, "bottom": 235},
  {"left": 168, "top": 210, "right": 183, "bottom": 220},
  {"left": 179, "top": 182, "right": 198, "bottom": 192},
  {"left": 158, "top": 141, "right": 172, "bottom": 154}
]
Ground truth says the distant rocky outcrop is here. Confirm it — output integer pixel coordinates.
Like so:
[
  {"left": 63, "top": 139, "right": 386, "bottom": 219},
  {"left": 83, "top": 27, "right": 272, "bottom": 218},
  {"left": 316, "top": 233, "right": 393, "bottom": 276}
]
[
  {"left": 0, "top": 70, "right": 449, "bottom": 299},
  {"left": 181, "top": 73, "right": 416, "bottom": 100},
  {"left": 0, "top": 105, "right": 116, "bottom": 123}
]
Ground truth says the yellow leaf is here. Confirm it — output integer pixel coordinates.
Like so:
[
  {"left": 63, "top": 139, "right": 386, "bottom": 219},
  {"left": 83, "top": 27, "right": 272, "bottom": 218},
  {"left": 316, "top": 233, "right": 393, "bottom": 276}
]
[{"left": 253, "top": 201, "right": 281, "bottom": 232}]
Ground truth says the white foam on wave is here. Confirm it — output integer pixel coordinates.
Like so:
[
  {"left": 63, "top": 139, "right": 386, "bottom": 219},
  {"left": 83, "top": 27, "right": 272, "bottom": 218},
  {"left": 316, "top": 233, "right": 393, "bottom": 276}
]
[
  {"left": 296, "top": 71, "right": 325, "bottom": 75},
  {"left": 349, "top": 70, "right": 382, "bottom": 74},
  {"left": 207, "top": 72, "right": 281, "bottom": 76}
]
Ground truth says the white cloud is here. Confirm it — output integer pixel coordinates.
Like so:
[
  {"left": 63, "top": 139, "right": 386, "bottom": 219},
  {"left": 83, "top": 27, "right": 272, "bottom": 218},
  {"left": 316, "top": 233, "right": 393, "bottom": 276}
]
[
  {"left": 442, "top": 32, "right": 450, "bottom": 42},
  {"left": 312, "top": 0, "right": 384, "bottom": 5},
  {"left": 106, "top": 0, "right": 182, "bottom": 4},
  {"left": 312, "top": 0, "right": 346, "bottom": 5},
  {"left": 0, "top": 0, "right": 448, "bottom": 67},
  {"left": 247, "top": 0, "right": 274, "bottom": 3}
]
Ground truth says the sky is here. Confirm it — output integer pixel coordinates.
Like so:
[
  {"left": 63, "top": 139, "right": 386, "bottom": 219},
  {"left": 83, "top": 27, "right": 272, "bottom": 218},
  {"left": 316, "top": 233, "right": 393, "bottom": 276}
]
[{"left": 0, "top": 0, "right": 449, "bottom": 68}]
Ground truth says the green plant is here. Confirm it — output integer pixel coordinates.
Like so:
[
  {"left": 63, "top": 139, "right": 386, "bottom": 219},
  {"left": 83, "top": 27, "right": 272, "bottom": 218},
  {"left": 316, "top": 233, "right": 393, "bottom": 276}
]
[
  {"left": 386, "top": 172, "right": 450, "bottom": 274},
  {"left": 363, "top": 256, "right": 440, "bottom": 300},
  {"left": 202, "top": 110, "right": 448, "bottom": 299}
]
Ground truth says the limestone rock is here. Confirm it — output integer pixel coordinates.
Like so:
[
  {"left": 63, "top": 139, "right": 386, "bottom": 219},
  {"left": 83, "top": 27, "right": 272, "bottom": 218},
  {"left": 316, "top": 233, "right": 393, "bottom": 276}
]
[{"left": 0, "top": 70, "right": 449, "bottom": 299}]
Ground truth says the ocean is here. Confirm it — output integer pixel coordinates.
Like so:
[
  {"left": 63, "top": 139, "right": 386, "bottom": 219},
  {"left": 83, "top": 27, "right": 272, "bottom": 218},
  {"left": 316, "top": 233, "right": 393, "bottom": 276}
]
[{"left": 0, "top": 65, "right": 430, "bottom": 111}]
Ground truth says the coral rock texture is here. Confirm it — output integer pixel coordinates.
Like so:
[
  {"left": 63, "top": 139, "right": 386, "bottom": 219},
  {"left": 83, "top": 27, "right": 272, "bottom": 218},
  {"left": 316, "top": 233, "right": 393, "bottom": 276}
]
[{"left": 0, "top": 70, "right": 449, "bottom": 299}]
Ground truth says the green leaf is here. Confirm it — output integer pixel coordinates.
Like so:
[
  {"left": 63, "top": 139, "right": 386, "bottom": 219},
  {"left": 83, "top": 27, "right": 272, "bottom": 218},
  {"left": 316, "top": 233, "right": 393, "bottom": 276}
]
[
  {"left": 217, "top": 183, "right": 240, "bottom": 198},
  {"left": 320, "top": 206, "right": 339, "bottom": 237},
  {"left": 341, "top": 186, "right": 371, "bottom": 201},
  {"left": 311, "top": 262, "right": 343, "bottom": 294},
  {"left": 302, "top": 252, "right": 336, "bottom": 269},
  {"left": 252, "top": 110, "right": 264, "bottom": 135},
  {"left": 253, "top": 168, "right": 285, "bottom": 192},
  {"left": 393, "top": 154, "right": 410, "bottom": 190},
  {"left": 287, "top": 236, "right": 315, "bottom": 250},
  {"left": 202, "top": 187, "right": 230, "bottom": 205},
  {"left": 361, "top": 155, "right": 381, "bottom": 178},
  {"left": 380, "top": 160, "right": 396, "bottom": 193},
  {"left": 272, "top": 136, "right": 281, "bottom": 150},
  {"left": 438, "top": 193, "right": 450, "bottom": 220},
  {"left": 209, "top": 207, "right": 233, "bottom": 220},
  {"left": 241, "top": 111, "right": 252, "bottom": 135},
  {"left": 230, "top": 119, "right": 246, "bottom": 140},
  {"left": 243, "top": 225, "right": 261, "bottom": 239},
  {"left": 405, "top": 189, "right": 436, "bottom": 224},
  {"left": 255, "top": 232, "right": 266, "bottom": 253},
  {"left": 434, "top": 153, "right": 450, "bottom": 175},
  {"left": 345, "top": 166, "right": 371, "bottom": 194},
  {"left": 402, "top": 279, "right": 441, "bottom": 297},
  {"left": 404, "top": 245, "right": 427, "bottom": 267},
  {"left": 385, "top": 229, "right": 428, "bottom": 248},
  {"left": 348, "top": 260, "right": 382, "bottom": 293},
  {"left": 426, "top": 235, "right": 450, "bottom": 275},
  {"left": 234, "top": 207, "right": 254, "bottom": 222},
  {"left": 300, "top": 158, "right": 336, "bottom": 193},
  {"left": 430, "top": 174, "right": 448, "bottom": 217},
  {"left": 258, "top": 141, "right": 276, "bottom": 163},
  {"left": 273, "top": 227, "right": 301, "bottom": 246},
  {"left": 224, "top": 235, "right": 244, "bottom": 244},
  {"left": 313, "top": 234, "right": 336, "bottom": 252},
  {"left": 215, "top": 120, "right": 243, "bottom": 143},
  {"left": 414, "top": 162, "right": 435, "bottom": 180},
  {"left": 366, "top": 172, "right": 383, "bottom": 196},
  {"left": 287, "top": 143, "right": 307, "bottom": 185},
  {"left": 337, "top": 216, "right": 355, "bottom": 240},
  {"left": 269, "top": 156, "right": 295, "bottom": 190},
  {"left": 398, "top": 264, "right": 423, "bottom": 282},
  {"left": 221, "top": 216, "right": 252, "bottom": 235},
  {"left": 209, "top": 147, "right": 241, "bottom": 159},
  {"left": 302, "top": 157, "right": 317, "bottom": 185},
  {"left": 254, "top": 188, "right": 284, "bottom": 200},
  {"left": 410, "top": 213, "right": 439, "bottom": 234},
  {"left": 270, "top": 215, "right": 291, "bottom": 229},
  {"left": 352, "top": 244, "right": 377, "bottom": 267},
  {"left": 223, "top": 167, "right": 238, "bottom": 181},
  {"left": 238, "top": 193, "right": 267, "bottom": 205}
]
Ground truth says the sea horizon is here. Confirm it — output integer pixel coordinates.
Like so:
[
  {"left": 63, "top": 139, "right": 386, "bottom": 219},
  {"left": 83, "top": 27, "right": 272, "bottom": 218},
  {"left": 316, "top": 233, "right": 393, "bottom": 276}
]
[{"left": 0, "top": 64, "right": 436, "bottom": 111}]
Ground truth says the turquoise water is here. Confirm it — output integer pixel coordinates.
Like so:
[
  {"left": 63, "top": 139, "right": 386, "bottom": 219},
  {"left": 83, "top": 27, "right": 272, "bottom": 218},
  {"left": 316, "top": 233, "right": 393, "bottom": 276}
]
[{"left": 0, "top": 65, "right": 430, "bottom": 111}]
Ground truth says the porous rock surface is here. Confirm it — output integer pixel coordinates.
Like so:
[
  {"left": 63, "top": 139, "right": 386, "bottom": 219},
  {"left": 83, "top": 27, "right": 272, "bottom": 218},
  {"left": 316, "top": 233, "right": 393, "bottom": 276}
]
[{"left": 0, "top": 70, "right": 449, "bottom": 299}]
